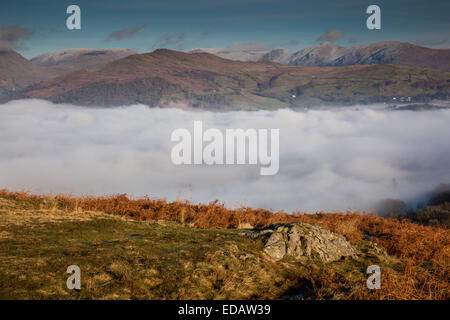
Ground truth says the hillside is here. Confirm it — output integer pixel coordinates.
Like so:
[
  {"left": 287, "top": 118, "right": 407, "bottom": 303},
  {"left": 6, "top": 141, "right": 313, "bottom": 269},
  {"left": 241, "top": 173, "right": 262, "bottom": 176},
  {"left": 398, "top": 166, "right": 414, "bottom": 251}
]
[
  {"left": 0, "top": 49, "right": 52, "bottom": 95},
  {"left": 0, "top": 48, "right": 136, "bottom": 97},
  {"left": 5, "top": 49, "right": 450, "bottom": 109},
  {"left": 258, "top": 48, "right": 296, "bottom": 64},
  {"left": 0, "top": 190, "right": 448, "bottom": 299}
]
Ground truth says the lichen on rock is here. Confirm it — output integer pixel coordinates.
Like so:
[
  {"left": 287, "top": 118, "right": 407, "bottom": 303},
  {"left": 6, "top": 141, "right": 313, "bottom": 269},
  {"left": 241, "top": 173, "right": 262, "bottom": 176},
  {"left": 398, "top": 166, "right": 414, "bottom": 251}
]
[{"left": 246, "top": 222, "right": 357, "bottom": 262}]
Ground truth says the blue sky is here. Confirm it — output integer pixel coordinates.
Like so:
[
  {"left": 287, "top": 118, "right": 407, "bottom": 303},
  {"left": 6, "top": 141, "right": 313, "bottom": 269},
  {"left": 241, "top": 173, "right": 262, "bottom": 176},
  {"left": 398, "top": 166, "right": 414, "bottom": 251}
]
[{"left": 1, "top": 0, "right": 449, "bottom": 58}]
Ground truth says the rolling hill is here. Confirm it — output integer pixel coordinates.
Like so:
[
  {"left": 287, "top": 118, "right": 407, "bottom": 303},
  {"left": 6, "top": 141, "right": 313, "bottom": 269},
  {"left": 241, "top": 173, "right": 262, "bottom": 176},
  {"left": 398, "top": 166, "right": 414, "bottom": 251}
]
[
  {"left": 0, "top": 48, "right": 136, "bottom": 98},
  {"left": 0, "top": 49, "right": 52, "bottom": 95}
]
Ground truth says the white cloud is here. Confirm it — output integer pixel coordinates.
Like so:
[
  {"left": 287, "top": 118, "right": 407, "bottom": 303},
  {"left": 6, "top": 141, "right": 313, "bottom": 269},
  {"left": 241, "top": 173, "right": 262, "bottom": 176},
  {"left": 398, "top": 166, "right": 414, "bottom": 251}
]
[
  {"left": 0, "top": 99, "right": 449, "bottom": 213},
  {"left": 317, "top": 29, "right": 343, "bottom": 42},
  {"left": 0, "top": 25, "right": 33, "bottom": 50}
]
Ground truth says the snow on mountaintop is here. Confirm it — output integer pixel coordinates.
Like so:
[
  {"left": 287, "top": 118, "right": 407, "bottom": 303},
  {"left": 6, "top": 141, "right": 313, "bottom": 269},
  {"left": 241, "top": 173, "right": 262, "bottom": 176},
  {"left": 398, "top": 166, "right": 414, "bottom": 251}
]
[{"left": 31, "top": 48, "right": 136, "bottom": 66}]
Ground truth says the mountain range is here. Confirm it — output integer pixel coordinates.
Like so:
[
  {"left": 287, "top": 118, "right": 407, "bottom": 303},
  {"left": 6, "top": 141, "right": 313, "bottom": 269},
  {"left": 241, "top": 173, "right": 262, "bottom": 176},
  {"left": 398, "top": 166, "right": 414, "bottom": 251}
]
[
  {"left": 193, "top": 41, "right": 450, "bottom": 72},
  {"left": 1, "top": 42, "right": 449, "bottom": 109}
]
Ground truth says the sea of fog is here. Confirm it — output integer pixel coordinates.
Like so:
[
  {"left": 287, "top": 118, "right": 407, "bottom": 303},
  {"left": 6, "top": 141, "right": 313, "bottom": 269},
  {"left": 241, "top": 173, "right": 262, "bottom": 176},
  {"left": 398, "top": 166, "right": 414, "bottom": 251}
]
[{"left": 1, "top": 99, "right": 449, "bottom": 213}]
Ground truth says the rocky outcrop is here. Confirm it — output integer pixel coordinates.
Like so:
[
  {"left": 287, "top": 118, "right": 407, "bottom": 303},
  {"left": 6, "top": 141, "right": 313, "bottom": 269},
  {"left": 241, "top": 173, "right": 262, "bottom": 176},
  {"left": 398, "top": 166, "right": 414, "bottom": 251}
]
[{"left": 247, "top": 222, "right": 357, "bottom": 262}]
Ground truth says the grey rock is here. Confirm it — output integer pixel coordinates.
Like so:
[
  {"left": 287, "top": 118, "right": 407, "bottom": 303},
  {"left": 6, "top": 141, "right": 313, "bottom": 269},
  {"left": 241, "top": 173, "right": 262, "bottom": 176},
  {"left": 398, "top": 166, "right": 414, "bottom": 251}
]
[{"left": 247, "top": 222, "right": 357, "bottom": 262}]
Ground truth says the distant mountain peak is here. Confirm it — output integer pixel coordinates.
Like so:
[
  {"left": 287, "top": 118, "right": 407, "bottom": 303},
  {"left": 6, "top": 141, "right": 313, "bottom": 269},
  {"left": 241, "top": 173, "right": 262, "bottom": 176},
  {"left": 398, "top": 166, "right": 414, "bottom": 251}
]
[
  {"left": 188, "top": 47, "right": 269, "bottom": 62},
  {"left": 31, "top": 48, "right": 135, "bottom": 66},
  {"left": 286, "top": 41, "right": 450, "bottom": 71},
  {"left": 30, "top": 48, "right": 136, "bottom": 77},
  {"left": 190, "top": 41, "right": 450, "bottom": 72}
]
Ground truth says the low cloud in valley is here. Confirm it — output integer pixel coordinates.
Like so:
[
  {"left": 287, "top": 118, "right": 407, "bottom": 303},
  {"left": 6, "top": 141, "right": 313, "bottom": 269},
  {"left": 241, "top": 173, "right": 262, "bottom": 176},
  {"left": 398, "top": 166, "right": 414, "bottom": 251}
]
[{"left": 0, "top": 100, "right": 449, "bottom": 213}]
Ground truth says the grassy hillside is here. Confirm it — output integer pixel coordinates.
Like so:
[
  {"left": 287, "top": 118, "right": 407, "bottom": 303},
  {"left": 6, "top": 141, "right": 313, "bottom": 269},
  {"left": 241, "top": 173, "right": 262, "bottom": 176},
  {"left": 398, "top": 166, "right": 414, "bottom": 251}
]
[{"left": 0, "top": 191, "right": 448, "bottom": 299}]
